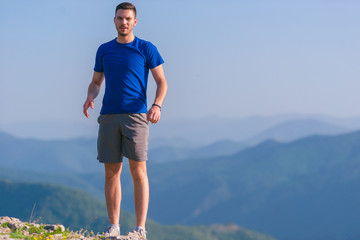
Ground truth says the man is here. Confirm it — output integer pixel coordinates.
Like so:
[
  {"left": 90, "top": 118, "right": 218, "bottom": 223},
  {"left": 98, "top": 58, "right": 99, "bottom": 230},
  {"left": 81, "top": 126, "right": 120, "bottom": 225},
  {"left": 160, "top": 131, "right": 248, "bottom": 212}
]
[{"left": 83, "top": 2, "right": 167, "bottom": 239}]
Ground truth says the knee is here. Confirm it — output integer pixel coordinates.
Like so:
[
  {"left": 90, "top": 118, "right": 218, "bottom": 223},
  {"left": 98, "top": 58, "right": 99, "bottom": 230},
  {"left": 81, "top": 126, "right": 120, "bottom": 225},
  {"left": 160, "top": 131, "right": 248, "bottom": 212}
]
[
  {"left": 105, "top": 163, "right": 122, "bottom": 180},
  {"left": 130, "top": 167, "right": 148, "bottom": 183}
]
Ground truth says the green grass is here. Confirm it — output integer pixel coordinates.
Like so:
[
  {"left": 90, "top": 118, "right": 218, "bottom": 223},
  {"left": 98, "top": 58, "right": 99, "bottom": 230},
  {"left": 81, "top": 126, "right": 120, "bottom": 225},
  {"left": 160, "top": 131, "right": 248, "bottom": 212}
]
[
  {"left": 1, "top": 222, "right": 10, "bottom": 228},
  {"left": 10, "top": 227, "right": 27, "bottom": 239},
  {"left": 1, "top": 222, "right": 75, "bottom": 240}
]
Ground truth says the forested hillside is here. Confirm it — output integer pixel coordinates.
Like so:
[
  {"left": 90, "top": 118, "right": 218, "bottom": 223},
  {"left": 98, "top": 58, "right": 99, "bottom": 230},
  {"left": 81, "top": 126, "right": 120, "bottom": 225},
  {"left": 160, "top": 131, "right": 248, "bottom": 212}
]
[{"left": 0, "top": 179, "right": 274, "bottom": 240}]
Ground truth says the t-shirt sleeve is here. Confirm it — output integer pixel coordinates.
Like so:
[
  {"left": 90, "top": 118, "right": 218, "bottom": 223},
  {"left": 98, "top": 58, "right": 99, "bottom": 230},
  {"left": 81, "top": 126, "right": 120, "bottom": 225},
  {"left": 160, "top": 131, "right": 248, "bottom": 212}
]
[
  {"left": 145, "top": 42, "right": 164, "bottom": 69},
  {"left": 93, "top": 45, "right": 104, "bottom": 72}
]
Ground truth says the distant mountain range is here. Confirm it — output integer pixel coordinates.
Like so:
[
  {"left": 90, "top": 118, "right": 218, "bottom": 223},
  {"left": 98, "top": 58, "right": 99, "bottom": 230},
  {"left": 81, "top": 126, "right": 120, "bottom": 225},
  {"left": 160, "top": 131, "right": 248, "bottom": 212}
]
[
  {"left": 0, "top": 179, "right": 274, "bottom": 240},
  {"left": 2, "top": 122, "right": 360, "bottom": 240},
  {"left": 145, "top": 130, "right": 360, "bottom": 240},
  {"left": 0, "top": 118, "right": 353, "bottom": 170},
  {"left": 0, "top": 131, "right": 246, "bottom": 171},
  {"left": 1, "top": 114, "right": 359, "bottom": 146},
  {"left": 246, "top": 118, "right": 347, "bottom": 144},
  {"left": 148, "top": 139, "right": 248, "bottom": 163},
  {"left": 0, "top": 131, "right": 99, "bottom": 173},
  {"left": 149, "top": 115, "right": 357, "bottom": 147}
]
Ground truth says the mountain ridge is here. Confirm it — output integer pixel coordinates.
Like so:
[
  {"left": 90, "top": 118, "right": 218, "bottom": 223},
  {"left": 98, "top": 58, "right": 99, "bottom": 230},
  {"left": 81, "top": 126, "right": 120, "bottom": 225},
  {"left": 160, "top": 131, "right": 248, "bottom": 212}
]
[
  {"left": 2, "top": 114, "right": 359, "bottom": 145},
  {"left": 0, "top": 117, "right": 353, "bottom": 170},
  {"left": 2, "top": 129, "right": 360, "bottom": 239},
  {"left": 145, "top": 130, "right": 360, "bottom": 240}
]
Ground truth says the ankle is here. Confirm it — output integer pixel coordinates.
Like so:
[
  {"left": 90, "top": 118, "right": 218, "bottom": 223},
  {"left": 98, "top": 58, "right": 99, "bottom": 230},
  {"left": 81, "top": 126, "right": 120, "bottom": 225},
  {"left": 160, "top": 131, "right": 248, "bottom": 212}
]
[{"left": 109, "top": 224, "right": 120, "bottom": 228}]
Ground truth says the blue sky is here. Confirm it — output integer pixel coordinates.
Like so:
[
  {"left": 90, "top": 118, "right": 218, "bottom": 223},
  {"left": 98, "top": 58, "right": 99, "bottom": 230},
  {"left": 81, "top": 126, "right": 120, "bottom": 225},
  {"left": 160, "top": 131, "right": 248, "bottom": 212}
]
[{"left": 1, "top": 0, "right": 359, "bottom": 126}]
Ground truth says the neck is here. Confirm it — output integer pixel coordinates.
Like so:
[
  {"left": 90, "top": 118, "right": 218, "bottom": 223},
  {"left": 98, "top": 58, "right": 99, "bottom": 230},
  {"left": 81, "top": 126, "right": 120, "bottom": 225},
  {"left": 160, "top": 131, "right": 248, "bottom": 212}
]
[{"left": 116, "top": 34, "right": 135, "bottom": 44}]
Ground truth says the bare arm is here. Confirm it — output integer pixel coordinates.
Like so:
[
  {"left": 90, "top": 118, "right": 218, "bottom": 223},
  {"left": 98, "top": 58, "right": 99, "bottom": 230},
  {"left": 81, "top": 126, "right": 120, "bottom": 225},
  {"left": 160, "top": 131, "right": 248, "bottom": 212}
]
[
  {"left": 147, "top": 64, "right": 168, "bottom": 123},
  {"left": 83, "top": 71, "right": 105, "bottom": 118}
]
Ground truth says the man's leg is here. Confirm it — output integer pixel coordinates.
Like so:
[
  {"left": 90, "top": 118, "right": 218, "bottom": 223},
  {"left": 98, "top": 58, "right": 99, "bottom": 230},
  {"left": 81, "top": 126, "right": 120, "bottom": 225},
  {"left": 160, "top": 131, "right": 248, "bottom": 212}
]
[
  {"left": 104, "top": 162, "right": 123, "bottom": 226},
  {"left": 129, "top": 159, "right": 149, "bottom": 228}
]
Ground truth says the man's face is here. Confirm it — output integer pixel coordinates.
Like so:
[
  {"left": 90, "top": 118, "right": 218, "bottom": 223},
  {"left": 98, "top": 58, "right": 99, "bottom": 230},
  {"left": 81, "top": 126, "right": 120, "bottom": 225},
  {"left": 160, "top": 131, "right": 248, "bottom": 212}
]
[{"left": 114, "top": 9, "right": 137, "bottom": 37}]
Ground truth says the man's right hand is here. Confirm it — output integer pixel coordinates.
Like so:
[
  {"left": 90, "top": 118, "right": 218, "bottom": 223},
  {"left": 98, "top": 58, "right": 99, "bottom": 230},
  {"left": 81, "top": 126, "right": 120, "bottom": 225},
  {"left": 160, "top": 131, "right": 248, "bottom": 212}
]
[{"left": 83, "top": 98, "right": 94, "bottom": 118}]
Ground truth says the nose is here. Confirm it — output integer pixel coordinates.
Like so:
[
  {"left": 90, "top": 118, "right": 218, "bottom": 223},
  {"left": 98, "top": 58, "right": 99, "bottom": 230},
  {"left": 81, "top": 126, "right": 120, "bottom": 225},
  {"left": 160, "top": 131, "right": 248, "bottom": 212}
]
[{"left": 119, "top": 19, "right": 127, "bottom": 25}]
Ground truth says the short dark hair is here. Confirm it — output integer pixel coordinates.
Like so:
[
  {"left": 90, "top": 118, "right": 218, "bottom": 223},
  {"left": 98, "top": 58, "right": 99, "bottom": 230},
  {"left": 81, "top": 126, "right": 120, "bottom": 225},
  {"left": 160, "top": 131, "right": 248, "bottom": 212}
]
[{"left": 115, "top": 2, "right": 137, "bottom": 17}]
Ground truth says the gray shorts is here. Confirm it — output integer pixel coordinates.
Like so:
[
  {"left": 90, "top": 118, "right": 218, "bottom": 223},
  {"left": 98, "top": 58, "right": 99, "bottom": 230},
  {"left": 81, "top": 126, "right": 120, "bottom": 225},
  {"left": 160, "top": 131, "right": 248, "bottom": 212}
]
[{"left": 97, "top": 113, "right": 149, "bottom": 163}]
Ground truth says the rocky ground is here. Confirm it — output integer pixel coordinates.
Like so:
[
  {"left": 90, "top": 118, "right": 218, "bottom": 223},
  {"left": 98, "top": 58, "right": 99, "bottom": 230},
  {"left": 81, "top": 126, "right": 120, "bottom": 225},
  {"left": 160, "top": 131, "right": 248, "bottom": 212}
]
[{"left": 0, "top": 217, "right": 142, "bottom": 240}]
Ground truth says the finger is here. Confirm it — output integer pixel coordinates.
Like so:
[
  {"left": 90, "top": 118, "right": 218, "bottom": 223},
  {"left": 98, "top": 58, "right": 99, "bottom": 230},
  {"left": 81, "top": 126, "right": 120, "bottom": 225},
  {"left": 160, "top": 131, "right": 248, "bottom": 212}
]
[
  {"left": 83, "top": 105, "right": 87, "bottom": 116},
  {"left": 155, "top": 111, "right": 161, "bottom": 122},
  {"left": 83, "top": 109, "right": 89, "bottom": 118},
  {"left": 149, "top": 110, "right": 159, "bottom": 123},
  {"left": 152, "top": 113, "right": 158, "bottom": 122},
  {"left": 154, "top": 115, "right": 160, "bottom": 123},
  {"left": 83, "top": 102, "right": 90, "bottom": 118},
  {"left": 151, "top": 114, "right": 158, "bottom": 123},
  {"left": 84, "top": 108, "right": 89, "bottom": 118},
  {"left": 147, "top": 110, "right": 154, "bottom": 121}
]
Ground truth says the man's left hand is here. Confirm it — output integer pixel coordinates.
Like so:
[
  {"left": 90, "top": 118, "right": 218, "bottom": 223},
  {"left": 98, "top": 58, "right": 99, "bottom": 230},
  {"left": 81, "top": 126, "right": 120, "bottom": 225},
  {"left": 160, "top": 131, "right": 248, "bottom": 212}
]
[{"left": 147, "top": 105, "right": 161, "bottom": 123}]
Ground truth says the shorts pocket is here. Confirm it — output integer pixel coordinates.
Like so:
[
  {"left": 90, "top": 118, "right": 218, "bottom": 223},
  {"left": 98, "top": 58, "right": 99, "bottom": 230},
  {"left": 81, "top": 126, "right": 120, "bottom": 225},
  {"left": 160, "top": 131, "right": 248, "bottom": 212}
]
[
  {"left": 136, "top": 113, "right": 148, "bottom": 125},
  {"left": 97, "top": 114, "right": 112, "bottom": 124}
]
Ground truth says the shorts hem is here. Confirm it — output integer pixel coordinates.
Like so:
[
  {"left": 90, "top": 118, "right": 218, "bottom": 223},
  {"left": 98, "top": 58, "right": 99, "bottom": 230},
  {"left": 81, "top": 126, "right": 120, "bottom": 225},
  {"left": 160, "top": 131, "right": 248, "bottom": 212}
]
[
  {"left": 123, "top": 154, "right": 148, "bottom": 162},
  {"left": 97, "top": 156, "right": 123, "bottom": 164}
]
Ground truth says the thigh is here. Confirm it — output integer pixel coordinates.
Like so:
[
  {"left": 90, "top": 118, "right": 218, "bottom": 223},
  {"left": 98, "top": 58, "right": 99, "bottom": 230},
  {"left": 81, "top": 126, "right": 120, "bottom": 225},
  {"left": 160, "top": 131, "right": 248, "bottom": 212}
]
[
  {"left": 104, "top": 162, "right": 123, "bottom": 178},
  {"left": 120, "top": 113, "right": 149, "bottom": 162},
  {"left": 97, "top": 114, "right": 123, "bottom": 163}
]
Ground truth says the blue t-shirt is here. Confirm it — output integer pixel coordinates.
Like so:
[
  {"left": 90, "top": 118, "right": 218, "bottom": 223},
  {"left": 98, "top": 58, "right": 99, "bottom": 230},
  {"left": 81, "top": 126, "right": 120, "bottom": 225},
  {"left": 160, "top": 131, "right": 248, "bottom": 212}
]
[{"left": 94, "top": 37, "right": 164, "bottom": 114}]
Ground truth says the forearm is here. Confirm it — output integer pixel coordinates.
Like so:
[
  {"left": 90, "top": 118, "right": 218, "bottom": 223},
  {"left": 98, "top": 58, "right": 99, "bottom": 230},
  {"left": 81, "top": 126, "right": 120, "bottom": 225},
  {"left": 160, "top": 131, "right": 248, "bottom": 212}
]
[
  {"left": 147, "top": 65, "right": 167, "bottom": 123},
  {"left": 86, "top": 71, "right": 104, "bottom": 100},
  {"left": 153, "top": 79, "right": 168, "bottom": 106},
  {"left": 86, "top": 81, "right": 101, "bottom": 101}
]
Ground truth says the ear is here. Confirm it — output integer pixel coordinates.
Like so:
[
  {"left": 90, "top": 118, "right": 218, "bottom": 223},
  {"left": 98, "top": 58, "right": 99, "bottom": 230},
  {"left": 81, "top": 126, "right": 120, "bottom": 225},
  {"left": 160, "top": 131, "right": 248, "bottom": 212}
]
[
  {"left": 114, "top": 17, "right": 116, "bottom": 24},
  {"left": 134, "top": 18, "right": 137, "bottom": 26}
]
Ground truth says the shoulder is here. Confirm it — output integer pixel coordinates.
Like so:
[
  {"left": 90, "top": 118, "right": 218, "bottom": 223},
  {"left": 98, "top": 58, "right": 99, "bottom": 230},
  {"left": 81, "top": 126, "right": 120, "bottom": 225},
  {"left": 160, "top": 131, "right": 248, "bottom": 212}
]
[
  {"left": 133, "top": 37, "right": 162, "bottom": 62},
  {"left": 134, "top": 37, "right": 164, "bottom": 68},
  {"left": 95, "top": 39, "right": 117, "bottom": 59},
  {"left": 134, "top": 37, "right": 158, "bottom": 52},
  {"left": 98, "top": 38, "right": 117, "bottom": 51}
]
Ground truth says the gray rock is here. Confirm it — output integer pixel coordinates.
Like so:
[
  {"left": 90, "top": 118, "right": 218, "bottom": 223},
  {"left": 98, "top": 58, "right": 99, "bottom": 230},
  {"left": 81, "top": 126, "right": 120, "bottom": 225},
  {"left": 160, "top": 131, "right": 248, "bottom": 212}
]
[
  {"left": 0, "top": 235, "right": 11, "bottom": 240},
  {"left": 44, "top": 224, "right": 65, "bottom": 232}
]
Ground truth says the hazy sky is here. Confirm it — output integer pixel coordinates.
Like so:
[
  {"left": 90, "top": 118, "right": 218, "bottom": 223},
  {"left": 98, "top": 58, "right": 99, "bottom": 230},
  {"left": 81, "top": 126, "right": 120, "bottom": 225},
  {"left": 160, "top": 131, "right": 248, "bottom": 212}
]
[{"left": 1, "top": 0, "right": 359, "bottom": 125}]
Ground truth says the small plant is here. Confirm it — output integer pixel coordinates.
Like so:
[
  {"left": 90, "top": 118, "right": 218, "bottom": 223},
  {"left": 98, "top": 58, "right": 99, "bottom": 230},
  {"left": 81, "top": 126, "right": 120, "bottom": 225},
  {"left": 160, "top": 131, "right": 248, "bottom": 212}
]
[
  {"left": 53, "top": 226, "right": 64, "bottom": 234},
  {"left": 1, "top": 222, "right": 10, "bottom": 228},
  {"left": 29, "top": 202, "right": 37, "bottom": 223},
  {"left": 1, "top": 218, "right": 101, "bottom": 240},
  {"left": 28, "top": 226, "right": 42, "bottom": 234},
  {"left": 10, "top": 227, "right": 26, "bottom": 239}
]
